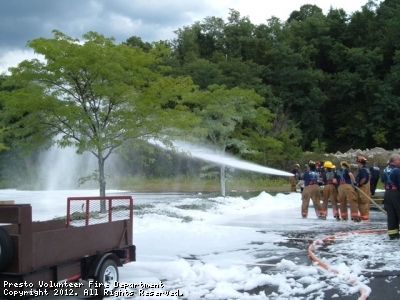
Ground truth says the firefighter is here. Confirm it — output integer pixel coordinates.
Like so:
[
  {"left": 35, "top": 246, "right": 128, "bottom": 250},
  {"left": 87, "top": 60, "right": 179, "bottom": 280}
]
[
  {"left": 381, "top": 154, "right": 400, "bottom": 240},
  {"left": 315, "top": 161, "right": 323, "bottom": 180},
  {"left": 321, "top": 161, "right": 340, "bottom": 220},
  {"left": 336, "top": 161, "right": 357, "bottom": 221},
  {"left": 300, "top": 160, "right": 324, "bottom": 219},
  {"left": 355, "top": 156, "right": 371, "bottom": 220},
  {"left": 369, "top": 162, "right": 380, "bottom": 195},
  {"left": 381, "top": 160, "right": 390, "bottom": 210},
  {"left": 289, "top": 164, "right": 301, "bottom": 192}
]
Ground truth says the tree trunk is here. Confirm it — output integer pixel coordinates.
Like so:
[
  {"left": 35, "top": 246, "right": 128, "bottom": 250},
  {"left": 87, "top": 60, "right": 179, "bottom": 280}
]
[{"left": 98, "top": 154, "right": 106, "bottom": 213}]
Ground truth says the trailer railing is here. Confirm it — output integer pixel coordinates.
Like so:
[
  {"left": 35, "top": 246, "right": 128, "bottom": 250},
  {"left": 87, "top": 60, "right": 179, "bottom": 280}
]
[{"left": 66, "top": 196, "right": 133, "bottom": 227}]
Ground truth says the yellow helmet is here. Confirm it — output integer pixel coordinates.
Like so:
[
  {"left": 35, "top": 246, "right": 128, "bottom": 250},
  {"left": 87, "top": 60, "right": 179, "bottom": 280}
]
[{"left": 323, "top": 161, "right": 334, "bottom": 169}]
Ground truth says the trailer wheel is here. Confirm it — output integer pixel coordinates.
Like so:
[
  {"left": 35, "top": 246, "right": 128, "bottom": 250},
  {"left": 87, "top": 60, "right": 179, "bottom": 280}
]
[
  {"left": 96, "top": 259, "right": 119, "bottom": 293},
  {"left": 0, "top": 227, "right": 13, "bottom": 271}
]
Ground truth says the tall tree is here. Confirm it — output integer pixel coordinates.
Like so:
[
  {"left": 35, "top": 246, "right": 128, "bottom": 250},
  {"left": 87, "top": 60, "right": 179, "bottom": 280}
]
[
  {"left": 0, "top": 30, "right": 199, "bottom": 199},
  {"left": 187, "top": 85, "right": 264, "bottom": 196},
  {"left": 239, "top": 108, "right": 302, "bottom": 170},
  {"left": 123, "top": 36, "right": 152, "bottom": 52}
]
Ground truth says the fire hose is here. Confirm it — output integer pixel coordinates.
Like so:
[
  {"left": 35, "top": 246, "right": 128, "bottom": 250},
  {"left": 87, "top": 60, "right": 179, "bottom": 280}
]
[
  {"left": 308, "top": 186, "right": 388, "bottom": 299},
  {"left": 308, "top": 229, "right": 386, "bottom": 300},
  {"left": 353, "top": 185, "right": 387, "bottom": 215}
]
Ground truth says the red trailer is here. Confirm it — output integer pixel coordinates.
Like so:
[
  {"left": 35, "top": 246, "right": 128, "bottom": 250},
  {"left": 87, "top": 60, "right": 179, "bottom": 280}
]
[{"left": 0, "top": 196, "right": 136, "bottom": 298}]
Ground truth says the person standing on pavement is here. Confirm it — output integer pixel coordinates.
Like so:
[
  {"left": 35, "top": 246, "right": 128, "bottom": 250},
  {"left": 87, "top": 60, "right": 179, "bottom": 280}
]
[
  {"left": 381, "top": 153, "right": 400, "bottom": 240},
  {"left": 369, "top": 162, "right": 380, "bottom": 195},
  {"left": 336, "top": 161, "right": 357, "bottom": 221},
  {"left": 315, "top": 161, "right": 323, "bottom": 180},
  {"left": 355, "top": 156, "right": 371, "bottom": 220},
  {"left": 289, "top": 164, "right": 301, "bottom": 192},
  {"left": 300, "top": 160, "right": 324, "bottom": 219},
  {"left": 321, "top": 161, "right": 340, "bottom": 220},
  {"left": 381, "top": 160, "right": 390, "bottom": 210}
]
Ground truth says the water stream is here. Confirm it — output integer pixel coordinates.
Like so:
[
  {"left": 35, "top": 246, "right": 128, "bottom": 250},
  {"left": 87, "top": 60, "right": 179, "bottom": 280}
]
[
  {"left": 153, "top": 140, "right": 293, "bottom": 177},
  {"left": 36, "top": 140, "right": 292, "bottom": 191}
]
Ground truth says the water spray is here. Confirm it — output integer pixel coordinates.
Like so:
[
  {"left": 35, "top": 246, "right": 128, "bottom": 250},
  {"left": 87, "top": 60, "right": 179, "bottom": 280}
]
[{"left": 149, "top": 140, "right": 293, "bottom": 177}]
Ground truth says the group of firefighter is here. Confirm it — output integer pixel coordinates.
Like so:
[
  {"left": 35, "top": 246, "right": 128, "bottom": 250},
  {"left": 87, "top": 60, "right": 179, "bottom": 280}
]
[
  {"left": 290, "top": 157, "right": 374, "bottom": 222},
  {"left": 290, "top": 154, "right": 400, "bottom": 240}
]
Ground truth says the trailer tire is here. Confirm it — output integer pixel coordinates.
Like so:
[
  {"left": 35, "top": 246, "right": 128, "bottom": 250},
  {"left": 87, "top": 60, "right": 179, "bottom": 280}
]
[
  {"left": 96, "top": 259, "right": 119, "bottom": 294},
  {"left": 0, "top": 227, "right": 13, "bottom": 271}
]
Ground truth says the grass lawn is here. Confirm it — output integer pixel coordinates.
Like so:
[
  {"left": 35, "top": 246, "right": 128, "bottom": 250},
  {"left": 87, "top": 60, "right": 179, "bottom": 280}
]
[{"left": 115, "top": 175, "right": 292, "bottom": 195}]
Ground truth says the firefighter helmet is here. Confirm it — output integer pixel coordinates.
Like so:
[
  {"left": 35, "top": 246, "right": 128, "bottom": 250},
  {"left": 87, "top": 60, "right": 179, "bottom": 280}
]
[
  {"left": 323, "top": 161, "right": 334, "bottom": 169},
  {"left": 356, "top": 156, "right": 367, "bottom": 163},
  {"left": 340, "top": 161, "right": 350, "bottom": 168}
]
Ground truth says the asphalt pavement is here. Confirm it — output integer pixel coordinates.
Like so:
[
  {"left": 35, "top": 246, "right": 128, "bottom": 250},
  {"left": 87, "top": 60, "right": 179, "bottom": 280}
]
[
  {"left": 249, "top": 204, "right": 400, "bottom": 300},
  {"left": 4, "top": 194, "right": 399, "bottom": 300}
]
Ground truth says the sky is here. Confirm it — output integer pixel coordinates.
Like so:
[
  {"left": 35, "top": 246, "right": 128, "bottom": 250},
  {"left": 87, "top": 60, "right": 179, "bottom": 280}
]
[
  {"left": 0, "top": 0, "right": 378, "bottom": 74},
  {"left": 0, "top": 187, "right": 397, "bottom": 299}
]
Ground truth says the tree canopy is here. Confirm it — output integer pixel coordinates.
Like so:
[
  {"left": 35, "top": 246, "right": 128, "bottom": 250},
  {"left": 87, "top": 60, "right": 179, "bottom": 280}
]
[
  {"left": 170, "top": 1, "right": 400, "bottom": 151},
  {"left": 0, "top": 30, "right": 200, "bottom": 195},
  {"left": 1, "top": 0, "right": 400, "bottom": 192}
]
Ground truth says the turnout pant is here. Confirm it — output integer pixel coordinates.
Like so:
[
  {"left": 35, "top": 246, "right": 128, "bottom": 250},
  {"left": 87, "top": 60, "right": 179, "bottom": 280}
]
[
  {"left": 322, "top": 184, "right": 339, "bottom": 217},
  {"left": 337, "top": 184, "right": 357, "bottom": 220},
  {"left": 289, "top": 176, "right": 297, "bottom": 192},
  {"left": 356, "top": 182, "right": 371, "bottom": 220},
  {"left": 384, "top": 189, "right": 400, "bottom": 239},
  {"left": 301, "top": 184, "right": 322, "bottom": 217}
]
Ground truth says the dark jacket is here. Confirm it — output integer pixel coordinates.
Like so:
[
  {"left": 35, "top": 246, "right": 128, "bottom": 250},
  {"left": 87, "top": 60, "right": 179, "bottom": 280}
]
[
  {"left": 381, "top": 164, "right": 400, "bottom": 190},
  {"left": 356, "top": 166, "right": 370, "bottom": 186},
  {"left": 291, "top": 167, "right": 301, "bottom": 179},
  {"left": 336, "top": 167, "right": 353, "bottom": 185},
  {"left": 369, "top": 166, "right": 380, "bottom": 182},
  {"left": 302, "top": 170, "right": 318, "bottom": 186}
]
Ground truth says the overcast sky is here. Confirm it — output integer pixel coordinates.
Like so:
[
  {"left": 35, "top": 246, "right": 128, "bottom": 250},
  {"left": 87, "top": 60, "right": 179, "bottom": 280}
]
[{"left": 0, "top": 0, "right": 377, "bottom": 74}]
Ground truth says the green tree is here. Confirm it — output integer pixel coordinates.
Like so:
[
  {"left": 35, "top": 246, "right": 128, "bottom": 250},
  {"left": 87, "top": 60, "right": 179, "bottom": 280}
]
[
  {"left": 187, "top": 85, "right": 264, "bottom": 196},
  {"left": 0, "top": 76, "right": 10, "bottom": 151},
  {"left": 240, "top": 108, "right": 302, "bottom": 170},
  {"left": 311, "top": 138, "right": 326, "bottom": 154},
  {"left": 287, "top": 4, "right": 323, "bottom": 23},
  {"left": 223, "top": 9, "right": 257, "bottom": 61},
  {"left": 123, "top": 35, "right": 152, "bottom": 52},
  {"left": 174, "top": 58, "right": 225, "bottom": 90},
  {"left": 0, "top": 30, "right": 199, "bottom": 200}
]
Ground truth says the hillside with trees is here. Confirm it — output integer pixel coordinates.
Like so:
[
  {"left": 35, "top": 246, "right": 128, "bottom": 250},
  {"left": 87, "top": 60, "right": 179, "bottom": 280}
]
[{"left": 0, "top": 0, "right": 399, "bottom": 191}]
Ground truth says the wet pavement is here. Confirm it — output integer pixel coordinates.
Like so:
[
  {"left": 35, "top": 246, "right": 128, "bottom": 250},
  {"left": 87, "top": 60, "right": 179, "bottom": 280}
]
[
  {"left": 254, "top": 230, "right": 400, "bottom": 300},
  {"left": 233, "top": 205, "right": 400, "bottom": 300},
  {"left": 28, "top": 210, "right": 400, "bottom": 300},
  {"left": 2, "top": 191, "right": 399, "bottom": 300}
]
